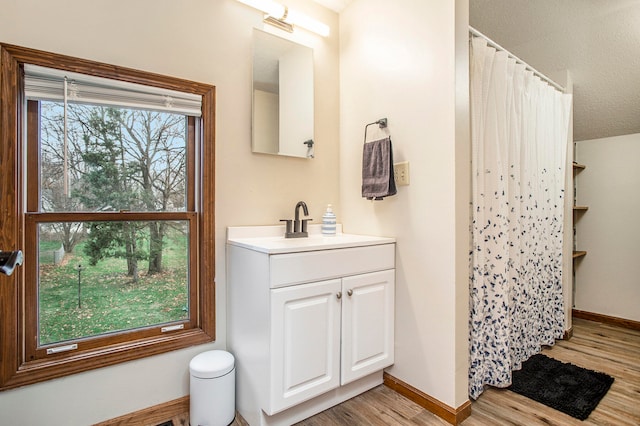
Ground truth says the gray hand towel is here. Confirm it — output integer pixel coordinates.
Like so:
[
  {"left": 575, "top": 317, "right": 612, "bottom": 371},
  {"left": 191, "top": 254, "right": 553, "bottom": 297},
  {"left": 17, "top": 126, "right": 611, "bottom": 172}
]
[{"left": 361, "top": 136, "right": 397, "bottom": 200}]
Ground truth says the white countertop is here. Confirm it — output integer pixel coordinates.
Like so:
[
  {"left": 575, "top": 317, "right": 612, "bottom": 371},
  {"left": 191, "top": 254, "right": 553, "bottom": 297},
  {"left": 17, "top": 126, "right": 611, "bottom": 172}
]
[{"left": 227, "top": 225, "right": 395, "bottom": 254}]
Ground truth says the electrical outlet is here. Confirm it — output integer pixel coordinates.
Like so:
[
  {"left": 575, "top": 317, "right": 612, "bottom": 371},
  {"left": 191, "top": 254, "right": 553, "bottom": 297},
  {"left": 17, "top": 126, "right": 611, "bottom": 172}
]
[{"left": 394, "top": 161, "right": 410, "bottom": 186}]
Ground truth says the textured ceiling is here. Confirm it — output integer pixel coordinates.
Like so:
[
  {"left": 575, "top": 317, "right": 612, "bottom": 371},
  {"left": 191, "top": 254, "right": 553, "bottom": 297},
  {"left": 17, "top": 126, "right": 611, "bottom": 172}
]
[
  {"left": 471, "top": 0, "right": 640, "bottom": 141},
  {"left": 314, "top": 0, "right": 640, "bottom": 141}
]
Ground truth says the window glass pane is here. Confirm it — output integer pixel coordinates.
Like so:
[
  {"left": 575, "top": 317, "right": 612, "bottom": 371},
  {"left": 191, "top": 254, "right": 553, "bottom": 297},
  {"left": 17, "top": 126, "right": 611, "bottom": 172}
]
[
  {"left": 39, "top": 102, "right": 187, "bottom": 213},
  {"left": 37, "top": 220, "right": 189, "bottom": 346}
]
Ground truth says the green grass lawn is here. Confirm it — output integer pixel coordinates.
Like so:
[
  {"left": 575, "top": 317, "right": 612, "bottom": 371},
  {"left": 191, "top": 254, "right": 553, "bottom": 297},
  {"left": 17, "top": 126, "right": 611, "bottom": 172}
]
[
  {"left": 39, "top": 240, "right": 63, "bottom": 264},
  {"left": 38, "top": 232, "right": 189, "bottom": 346}
]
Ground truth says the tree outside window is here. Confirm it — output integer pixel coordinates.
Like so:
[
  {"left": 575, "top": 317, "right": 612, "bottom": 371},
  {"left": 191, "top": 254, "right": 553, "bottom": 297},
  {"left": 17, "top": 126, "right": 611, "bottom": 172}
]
[{"left": 0, "top": 43, "right": 215, "bottom": 390}]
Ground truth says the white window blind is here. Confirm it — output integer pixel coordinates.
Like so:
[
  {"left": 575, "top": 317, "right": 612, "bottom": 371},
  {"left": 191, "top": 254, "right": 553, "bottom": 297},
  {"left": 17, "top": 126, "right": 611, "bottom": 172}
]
[{"left": 24, "top": 64, "right": 202, "bottom": 116}]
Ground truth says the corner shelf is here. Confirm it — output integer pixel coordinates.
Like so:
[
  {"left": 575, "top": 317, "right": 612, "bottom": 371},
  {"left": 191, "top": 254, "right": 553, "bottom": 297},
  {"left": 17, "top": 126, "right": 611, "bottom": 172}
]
[
  {"left": 572, "top": 250, "right": 587, "bottom": 259},
  {"left": 572, "top": 163, "right": 587, "bottom": 261}
]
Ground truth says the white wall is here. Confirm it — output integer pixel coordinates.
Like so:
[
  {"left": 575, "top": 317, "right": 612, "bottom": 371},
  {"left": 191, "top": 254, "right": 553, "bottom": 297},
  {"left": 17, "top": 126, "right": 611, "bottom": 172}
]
[
  {"left": 575, "top": 133, "right": 640, "bottom": 322},
  {"left": 279, "top": 44, "right": 314, "bottom": 157},
  {"left": 339, "top": 0, "right": 470, "bottom": 409},
  {"left": 253, "top": 89, "right": 279, "bottom": 154},
  {"left": 0, "top": 0, "right": 340, "bottom": 424}
]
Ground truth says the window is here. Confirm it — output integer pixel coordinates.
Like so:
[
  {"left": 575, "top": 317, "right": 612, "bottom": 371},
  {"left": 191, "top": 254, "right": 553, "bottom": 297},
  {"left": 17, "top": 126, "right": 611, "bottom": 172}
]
[{"left": 0, "top": 44, "right": 215, "bottom": 390}]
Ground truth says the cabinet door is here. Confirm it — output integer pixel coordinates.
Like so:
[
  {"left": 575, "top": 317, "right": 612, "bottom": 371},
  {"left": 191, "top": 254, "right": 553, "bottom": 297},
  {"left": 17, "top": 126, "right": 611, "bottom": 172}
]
[
  {"left": 268, "top": 279, "right": 342, "bottom": 415},
  {"left": 341, "top": 269, "right": 395, "bottom": 385}
]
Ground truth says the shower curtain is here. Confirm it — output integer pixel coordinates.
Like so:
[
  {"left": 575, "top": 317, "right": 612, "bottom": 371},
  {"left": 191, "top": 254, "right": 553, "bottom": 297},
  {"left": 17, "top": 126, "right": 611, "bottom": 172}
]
[{"left": 468, "top": 37, "right": 572, "bottom": 399}]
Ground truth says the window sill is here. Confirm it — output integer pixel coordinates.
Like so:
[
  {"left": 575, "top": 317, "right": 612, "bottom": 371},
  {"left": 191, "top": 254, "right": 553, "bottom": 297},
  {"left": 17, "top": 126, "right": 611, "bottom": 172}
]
[{"left": 3, "top": 328, "right": 213, "bottom": 391}]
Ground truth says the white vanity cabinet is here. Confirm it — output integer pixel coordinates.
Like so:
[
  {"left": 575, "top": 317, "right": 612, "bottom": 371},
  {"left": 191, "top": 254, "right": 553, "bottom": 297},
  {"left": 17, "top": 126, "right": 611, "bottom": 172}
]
[
  {"left": 269, "top": 278, "right": 342, "bottom": 413},
  {"left": 339, "top": 269, "right": 395, "bottom": 385},
  {"left": 270, "top": 269, "right": 394, "bottom": 414},
  {"left": 227, "top": 226, "right": 395, "bottom": 426}
]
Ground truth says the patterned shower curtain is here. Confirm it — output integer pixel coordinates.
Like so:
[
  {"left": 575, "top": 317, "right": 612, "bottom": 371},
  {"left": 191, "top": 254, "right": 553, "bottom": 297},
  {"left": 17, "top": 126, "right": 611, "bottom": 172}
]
[{"left": 468, "top": 37, "right": 572, "bottom": 399}]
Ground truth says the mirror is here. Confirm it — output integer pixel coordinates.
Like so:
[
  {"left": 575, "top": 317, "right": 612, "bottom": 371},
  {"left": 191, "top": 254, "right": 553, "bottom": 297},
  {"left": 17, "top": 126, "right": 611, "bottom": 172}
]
[{"left": 252, "top": 29, "right": 314, "bottom": 158}]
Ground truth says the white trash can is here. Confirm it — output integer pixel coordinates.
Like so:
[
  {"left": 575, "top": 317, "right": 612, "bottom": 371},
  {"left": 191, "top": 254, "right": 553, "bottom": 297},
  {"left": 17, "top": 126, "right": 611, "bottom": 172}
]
[{"left": 189, "top": 350, "right": 235, "bottom": 426}]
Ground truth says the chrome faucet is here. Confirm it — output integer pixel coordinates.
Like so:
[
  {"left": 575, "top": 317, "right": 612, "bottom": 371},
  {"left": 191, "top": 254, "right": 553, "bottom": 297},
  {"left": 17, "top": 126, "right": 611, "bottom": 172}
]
[{"left": 281, "top": 201, "right": 312, "bottom": 238}]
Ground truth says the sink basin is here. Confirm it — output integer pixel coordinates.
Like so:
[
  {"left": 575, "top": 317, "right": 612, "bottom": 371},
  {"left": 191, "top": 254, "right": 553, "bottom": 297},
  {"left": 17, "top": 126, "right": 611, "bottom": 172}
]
[{"left": 227, "top": 225, "right": 395, "bottom": 254}]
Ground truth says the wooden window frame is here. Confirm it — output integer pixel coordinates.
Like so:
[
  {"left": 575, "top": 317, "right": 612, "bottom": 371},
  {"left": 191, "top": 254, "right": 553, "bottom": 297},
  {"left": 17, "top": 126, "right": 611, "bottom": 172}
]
[{"left": 0, "top": 43, "right": 216, "bottom": 391}]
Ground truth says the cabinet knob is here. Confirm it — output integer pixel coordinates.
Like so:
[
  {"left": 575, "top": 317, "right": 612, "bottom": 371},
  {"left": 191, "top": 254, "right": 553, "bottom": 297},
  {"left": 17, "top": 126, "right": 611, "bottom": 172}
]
[
  {"left": 347, "top": 289, "right": 353, "bottom": 297},
  {"left": 336, "top": 292, "right": 342, "bottom": 299}
]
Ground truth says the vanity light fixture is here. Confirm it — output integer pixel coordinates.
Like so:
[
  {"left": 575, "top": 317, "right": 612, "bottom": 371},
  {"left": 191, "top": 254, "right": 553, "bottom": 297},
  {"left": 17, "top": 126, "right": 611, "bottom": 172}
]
[{"left": 237, "top": 0, "right": 330, "bottom": 37}]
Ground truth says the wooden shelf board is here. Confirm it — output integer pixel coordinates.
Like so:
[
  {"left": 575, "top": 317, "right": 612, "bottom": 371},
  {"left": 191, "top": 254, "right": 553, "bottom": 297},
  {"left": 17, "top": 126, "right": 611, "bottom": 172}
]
[
  {"left": 573, "top": 162, "right": 586, "bottom": 170},
  {"left": 572, "top": 250, "right": 587, "bottom": 259},
  {"left": 573, "top": 205, "right": 589, "bottom": 211}
]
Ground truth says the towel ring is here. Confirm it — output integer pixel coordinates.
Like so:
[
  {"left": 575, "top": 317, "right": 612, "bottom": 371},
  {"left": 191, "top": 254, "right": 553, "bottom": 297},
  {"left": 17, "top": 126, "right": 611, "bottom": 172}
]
[{"left": 363, "top": 118, "right": 388, "bottom": 144}]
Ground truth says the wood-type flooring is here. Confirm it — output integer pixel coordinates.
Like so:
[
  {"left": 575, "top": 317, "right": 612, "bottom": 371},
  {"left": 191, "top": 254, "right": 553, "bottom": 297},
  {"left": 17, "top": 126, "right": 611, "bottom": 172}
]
[{"left": 224, "top": 317, "right": 640, "bottom": 425}]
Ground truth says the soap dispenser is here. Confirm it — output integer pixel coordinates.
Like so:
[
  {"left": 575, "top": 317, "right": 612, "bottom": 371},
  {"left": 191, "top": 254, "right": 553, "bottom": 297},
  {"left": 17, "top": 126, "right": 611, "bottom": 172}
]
[{"left": 321, "top": 204, "right": 337, "bottom": 236}]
